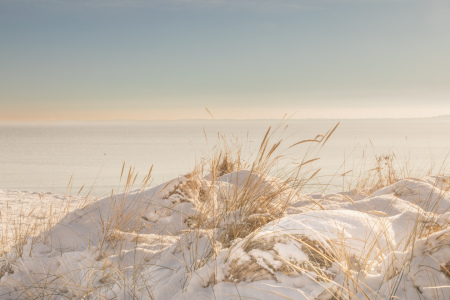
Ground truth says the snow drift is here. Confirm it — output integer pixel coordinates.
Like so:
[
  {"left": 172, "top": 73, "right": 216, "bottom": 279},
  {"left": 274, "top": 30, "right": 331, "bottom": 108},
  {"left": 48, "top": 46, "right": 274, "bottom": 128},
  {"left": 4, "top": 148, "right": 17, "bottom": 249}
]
[{"left": 1, "top": 170, "right": 450, "bottom": 299}]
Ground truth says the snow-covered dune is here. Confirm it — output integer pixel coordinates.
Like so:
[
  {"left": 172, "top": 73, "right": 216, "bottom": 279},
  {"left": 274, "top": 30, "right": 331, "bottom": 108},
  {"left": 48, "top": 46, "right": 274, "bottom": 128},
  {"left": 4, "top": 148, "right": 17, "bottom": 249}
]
[
  {"left": 0, "top": 190, "right": 86, "bottom": 251},
  {"left": 1, "top": 172, "right": 449, "bottom": 299}
]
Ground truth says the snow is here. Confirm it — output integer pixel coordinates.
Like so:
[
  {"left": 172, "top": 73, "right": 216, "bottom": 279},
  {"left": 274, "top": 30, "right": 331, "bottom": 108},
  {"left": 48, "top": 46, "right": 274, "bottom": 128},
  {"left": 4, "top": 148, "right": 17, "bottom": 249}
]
[
  {"left": 0, "top": 190, "right": 87, "bottom": 251},
  {"left": 1, "top": 172, "right": 449, "bottom": 299}
]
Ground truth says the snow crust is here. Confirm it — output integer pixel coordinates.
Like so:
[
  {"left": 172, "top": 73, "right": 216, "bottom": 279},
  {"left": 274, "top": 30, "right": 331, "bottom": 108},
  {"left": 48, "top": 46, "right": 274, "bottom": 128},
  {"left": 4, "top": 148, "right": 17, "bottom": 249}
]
[{"left": 1, "top": 173, "right": 449, "bottom": 299}]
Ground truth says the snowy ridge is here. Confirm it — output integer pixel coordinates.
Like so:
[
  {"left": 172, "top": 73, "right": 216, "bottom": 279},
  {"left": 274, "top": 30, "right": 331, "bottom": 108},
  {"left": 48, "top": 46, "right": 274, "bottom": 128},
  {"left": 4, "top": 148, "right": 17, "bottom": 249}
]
[{"left": 1, "top": 172, "right": 450, "bottom": 299}]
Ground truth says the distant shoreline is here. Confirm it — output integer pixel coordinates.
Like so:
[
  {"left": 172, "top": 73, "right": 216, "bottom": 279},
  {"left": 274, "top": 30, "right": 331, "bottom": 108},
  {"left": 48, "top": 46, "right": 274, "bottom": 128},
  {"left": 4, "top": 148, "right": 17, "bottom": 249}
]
[{"left": 1, "top": 115, "right": 450, "bottom": 125}]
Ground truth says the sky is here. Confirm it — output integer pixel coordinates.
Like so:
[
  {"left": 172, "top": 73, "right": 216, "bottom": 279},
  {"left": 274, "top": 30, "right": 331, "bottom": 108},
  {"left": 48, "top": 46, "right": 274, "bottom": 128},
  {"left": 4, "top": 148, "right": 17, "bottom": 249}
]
[{"left": 1, "top": 0, "right": 450, "bottom": 120}]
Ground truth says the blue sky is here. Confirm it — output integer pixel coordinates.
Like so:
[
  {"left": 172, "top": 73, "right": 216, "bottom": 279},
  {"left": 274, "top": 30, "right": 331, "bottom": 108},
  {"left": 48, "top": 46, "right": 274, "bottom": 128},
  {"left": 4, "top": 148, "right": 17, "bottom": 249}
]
[{"left": 1, "top": 0, "right": 450, "bottom": 120}]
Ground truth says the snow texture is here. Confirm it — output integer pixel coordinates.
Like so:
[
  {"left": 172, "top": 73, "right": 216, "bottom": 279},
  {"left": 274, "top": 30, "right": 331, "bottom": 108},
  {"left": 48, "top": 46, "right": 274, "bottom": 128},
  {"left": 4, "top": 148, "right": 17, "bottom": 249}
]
[{"left": 1, "top": 173, "right": 449, "bottom": 299}]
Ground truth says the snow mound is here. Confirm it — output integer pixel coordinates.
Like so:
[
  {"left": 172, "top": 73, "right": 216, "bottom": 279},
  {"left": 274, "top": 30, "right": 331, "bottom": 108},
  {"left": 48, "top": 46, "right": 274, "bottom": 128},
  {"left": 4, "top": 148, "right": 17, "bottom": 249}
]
[{"left": 1, "top": 172, "right": 449, "bottom": 299}]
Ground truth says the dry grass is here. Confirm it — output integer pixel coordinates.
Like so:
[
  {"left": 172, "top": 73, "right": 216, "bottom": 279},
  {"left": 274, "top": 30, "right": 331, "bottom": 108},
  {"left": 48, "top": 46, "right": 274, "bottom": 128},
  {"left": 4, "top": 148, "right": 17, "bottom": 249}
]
[{"left": 1, "top": 122, "right": 449, "bottom": 299}]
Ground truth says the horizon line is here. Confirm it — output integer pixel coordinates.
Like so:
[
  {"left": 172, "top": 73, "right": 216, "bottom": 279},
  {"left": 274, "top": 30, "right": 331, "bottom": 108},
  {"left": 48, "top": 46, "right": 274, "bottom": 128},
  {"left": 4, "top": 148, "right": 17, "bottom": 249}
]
[{"left": 1, "top": 114, "right": 449, "bottom": 123}]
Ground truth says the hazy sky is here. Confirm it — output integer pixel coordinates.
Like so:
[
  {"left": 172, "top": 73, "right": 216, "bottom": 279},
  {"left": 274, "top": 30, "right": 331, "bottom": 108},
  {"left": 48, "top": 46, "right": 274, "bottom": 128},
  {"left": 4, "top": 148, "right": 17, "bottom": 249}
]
[{"left": 1, "top": 0, "right": 450, "bottom": 120}]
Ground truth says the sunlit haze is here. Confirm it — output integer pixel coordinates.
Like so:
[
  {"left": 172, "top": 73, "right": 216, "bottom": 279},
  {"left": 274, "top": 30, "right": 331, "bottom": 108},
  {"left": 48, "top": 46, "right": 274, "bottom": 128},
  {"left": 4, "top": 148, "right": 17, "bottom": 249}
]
[{"left": 1, "top": 0, "right": 450, "bottom": 120}]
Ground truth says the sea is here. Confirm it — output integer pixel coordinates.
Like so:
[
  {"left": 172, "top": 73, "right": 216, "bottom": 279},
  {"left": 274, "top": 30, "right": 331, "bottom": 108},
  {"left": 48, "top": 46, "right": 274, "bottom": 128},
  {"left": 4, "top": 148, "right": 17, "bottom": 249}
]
[{"left": 1, "top": 118, "right": 450, "bottom": 197}]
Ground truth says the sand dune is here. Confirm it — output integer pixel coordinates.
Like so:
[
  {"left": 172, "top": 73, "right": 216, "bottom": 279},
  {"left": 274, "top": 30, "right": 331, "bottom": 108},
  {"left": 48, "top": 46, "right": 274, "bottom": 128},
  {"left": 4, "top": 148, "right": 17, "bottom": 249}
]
[{"left": 1, "top": 170, "right": 449, "bottom": 299}]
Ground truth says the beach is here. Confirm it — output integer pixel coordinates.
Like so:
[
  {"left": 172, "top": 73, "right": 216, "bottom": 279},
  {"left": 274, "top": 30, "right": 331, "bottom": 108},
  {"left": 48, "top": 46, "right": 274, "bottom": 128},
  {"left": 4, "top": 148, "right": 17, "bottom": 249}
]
[{"left": 1, "top": 125, "right": 449, "bottom": 299}]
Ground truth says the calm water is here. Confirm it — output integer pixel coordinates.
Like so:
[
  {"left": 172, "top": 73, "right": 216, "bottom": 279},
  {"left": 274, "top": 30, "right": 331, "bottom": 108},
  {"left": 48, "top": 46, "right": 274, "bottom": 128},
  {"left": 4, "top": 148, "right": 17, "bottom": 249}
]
[{"left": 1, "top": 119, "right": 449, "bottom": 196}]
